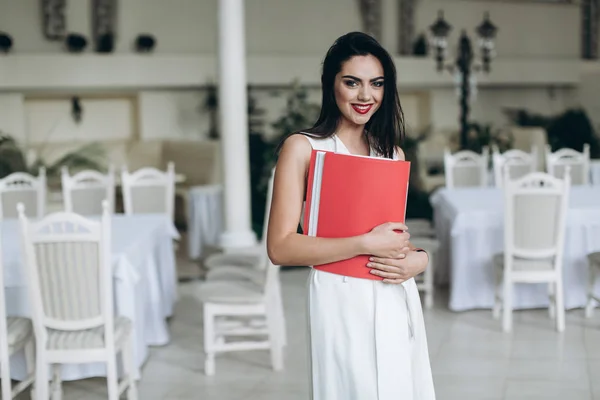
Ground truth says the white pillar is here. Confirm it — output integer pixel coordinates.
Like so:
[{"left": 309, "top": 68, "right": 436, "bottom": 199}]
[{"left": 217, "top": 0, "right": 257, "bottom": 249}]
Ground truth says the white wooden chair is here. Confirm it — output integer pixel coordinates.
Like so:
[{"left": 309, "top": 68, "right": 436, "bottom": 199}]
[
  {"left": 410, "top": 237, "right": 439, "bottom": 309},
  {"left": 204, "top": 168, "right": 275, "bottom": 271},
  {"left": 0, "top": 218, "right": 35, "bottom": 399},
  {"left": 61, "top": 166, "right": 115, "bottom": 215},
  {"left": 121, "top": 162, "right": 175, "bottom": 219},
  {"left": 17, "top": 201, "right": 137, "bottom": 400},
  {"left": 197, "top": 170, "right": 284, "bottom": 376},
  {"left": 492, "top": 167, "right": 571, "bottom": 333},
  {"left": 546, "top": 144, "right": 590, "bottom": 185},
  {"left": 492, "top": 145, "right": 537, "bottom": 188},
  {"left": 0, "top": 168, "right": 46, "bottom": 218},
  {"left": 443, "top": 147, "right": 489, "bottom": 188},
  {"left": 204, "top": 169, "right": 286, "bottom": 346}
]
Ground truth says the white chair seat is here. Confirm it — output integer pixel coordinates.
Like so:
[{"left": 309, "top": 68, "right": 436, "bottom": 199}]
[
  {"left": 588, "top": 252, "right": 600, "bottom": 266},
  {"left": 493, "top": 253, "right": 554, "bottom": 272},
  {"left": 204, "top": 251, "right": 261, "bottom": 270},
  {"left": 7, "top": 317, "right": 32, "bottom": 350},
  {"left": 197, "top": 281, "right": 264, "bottom": 304},
  {"left": 406, "top": 219, "right": 436, "bottom": 238},
  {"left": 205, "top": 266, "right": 265, "bottom": 286},
  {"left": 46, "top": 316, "right": 131, "bottom": 350}
]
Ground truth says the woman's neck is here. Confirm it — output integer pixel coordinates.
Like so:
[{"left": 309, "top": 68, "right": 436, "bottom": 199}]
[{"left": 335, "top": 120, "right": 367, "bottom": 150}]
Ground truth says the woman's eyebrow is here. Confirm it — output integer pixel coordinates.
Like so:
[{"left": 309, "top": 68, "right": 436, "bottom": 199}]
[{"left": 341, "top": 75, "right": 384, "bottom": 82}]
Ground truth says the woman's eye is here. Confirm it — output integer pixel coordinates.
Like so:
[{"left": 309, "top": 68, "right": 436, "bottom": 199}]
[
  {"left": 372, "top": 81, "right": 384, "bottom": 88},
  {"left": 344, "top": 80, "right": 358, "bottom": 87}
]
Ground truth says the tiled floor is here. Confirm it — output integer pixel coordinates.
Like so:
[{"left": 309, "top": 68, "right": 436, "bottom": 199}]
[{"left": 18, "top": 265, "right": 600, "bottom": 399}]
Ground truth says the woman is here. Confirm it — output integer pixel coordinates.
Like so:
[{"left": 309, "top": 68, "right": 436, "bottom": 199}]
[{"left": 267, "top": 32, "right": 435, "bottom": 400}]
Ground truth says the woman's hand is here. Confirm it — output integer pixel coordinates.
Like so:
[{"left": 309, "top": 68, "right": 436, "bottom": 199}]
[
  {"left": 361, "top": 222, "right": 410, "bottom": 259},
  {"left": 367, "top": 250, "right": 429, "bottom": 284}
]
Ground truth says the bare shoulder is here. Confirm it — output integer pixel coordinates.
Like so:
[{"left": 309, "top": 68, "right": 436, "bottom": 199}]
[
  {"left": 394, "top": 146, "right": 406, "bottom": 161},
  {"left": 279, "top": 133, "right": 312, "bottom": 160}
]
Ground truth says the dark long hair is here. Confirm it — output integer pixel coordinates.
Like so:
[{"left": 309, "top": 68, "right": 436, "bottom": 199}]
[{"left": 278, "top": 31, "right": 405, "bottom": 159}]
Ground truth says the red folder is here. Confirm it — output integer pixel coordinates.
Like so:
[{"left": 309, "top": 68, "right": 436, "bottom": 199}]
[{"left": 303, "top": 149, "right": 411, "bottom": 280}]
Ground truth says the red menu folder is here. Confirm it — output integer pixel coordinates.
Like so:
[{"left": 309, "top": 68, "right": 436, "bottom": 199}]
[{"left": 303, "top": 149, "right": 411, "bottom": 280}]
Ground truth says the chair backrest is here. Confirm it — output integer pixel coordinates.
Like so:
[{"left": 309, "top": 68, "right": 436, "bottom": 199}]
[
  {"left": 0, "top": 217, "right": 11, "bottom": 381},
  {"left": 121, "top": 162, "right": 175, "bottom": 219},
  {"left": 546, "top": 144, "right": 590, "bottom": 185},
  {"left": 61, "top": 166, "right": 115, "bottom": 215},
  {"left": 492, "top": 146, "right": 537, "bottom": 188},
  {"left": 503, "top": 167, "right": 570, "bottom": 272},
  {"left": 17, "top": 201, "right": 114, "bottom": 346},
  {"left": 262, "top": 169, "right": 280, "bottom": 294},
  {"left": 0, "top": 168, "right": 46, "bottom": 219},
  {"left": 444, "top": 147, "right": 489, "bottom": 188}
]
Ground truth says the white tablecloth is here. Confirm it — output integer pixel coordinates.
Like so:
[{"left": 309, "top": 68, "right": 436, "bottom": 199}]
[
  {"left": 1, "top": 214, "right": 179, "bottom": 381},
  {"left": 431, "top": 186, "right": 600, "bottom": 311},
  {"left": 187, "top": 185, "right": 223, "bottom": 259}
]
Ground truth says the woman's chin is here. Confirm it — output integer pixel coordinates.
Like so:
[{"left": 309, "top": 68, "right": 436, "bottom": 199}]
[{"left": 350, "top": 113, "right": 372, "bottom": 125}]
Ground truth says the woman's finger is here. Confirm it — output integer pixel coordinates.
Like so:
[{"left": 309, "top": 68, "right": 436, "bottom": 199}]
[
  {"left": 367, "top": 261, "right": 401, "bottom": 273},
  {"left": 369, "top": 269, "right": 404, "bottom": 279}
]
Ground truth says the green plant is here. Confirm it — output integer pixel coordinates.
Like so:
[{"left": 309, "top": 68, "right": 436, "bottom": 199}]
[
  {"left": 503, "top": 107, "right": 600, "bottom": 158},
  {"left": 458, "top": 122, "right": 513, "bottom": 154},
  {"left": 403, "top": 125, "right": 435, "bottom": 220},
  {"left": 0, "top": 133, "right": 28, "bottom": 178},
  {"left": 248, "top": 81, "right": 320, "bottom": 238},
  {"left": 0, "top": 131, "right": 106, "bottom": 181}
]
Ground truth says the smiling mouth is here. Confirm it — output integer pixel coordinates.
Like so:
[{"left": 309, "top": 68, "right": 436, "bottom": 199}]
[{"left": 352, "top": 104, "right": 373, "bottom": 114}]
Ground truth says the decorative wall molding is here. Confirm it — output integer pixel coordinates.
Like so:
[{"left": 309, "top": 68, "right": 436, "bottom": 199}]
[{"left": 0, "top": 55, "right": 582, "bottom": 91}]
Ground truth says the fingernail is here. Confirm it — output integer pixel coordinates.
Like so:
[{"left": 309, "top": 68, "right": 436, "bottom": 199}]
[
  {"left": 369, "top": 257, "right": 373, "bottom": 261},
  {"left": 369, "top": 270, "right": 376, "bottom": 274},
  {"left": 366, "top": 263, "right": 372, "bottom": 267}
]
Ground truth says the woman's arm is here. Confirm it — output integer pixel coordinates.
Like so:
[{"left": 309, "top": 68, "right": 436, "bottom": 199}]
[{"left": 266, "top": 134, "right": 409, "bottom": 267}]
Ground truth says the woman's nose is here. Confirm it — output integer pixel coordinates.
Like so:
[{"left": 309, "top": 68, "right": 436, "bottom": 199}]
[{"left": 357, "top": 85, "right": 372, "bottom": 102}]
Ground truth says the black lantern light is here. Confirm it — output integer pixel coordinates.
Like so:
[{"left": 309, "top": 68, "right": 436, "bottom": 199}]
[
  {"left": 475, "top": 12, "right": 498, "bottom": 72},
  {"left": 428, "top": 10, "right": 452, "bottom": 71},
  {"left": 429, "top": 10, "right": 498, "bottom": 150}
]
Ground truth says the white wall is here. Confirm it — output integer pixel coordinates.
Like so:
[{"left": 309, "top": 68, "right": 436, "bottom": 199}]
[
  {"left": 138, "top": 90, "right": 209, "bottom": 141},
  {"left": 0, "top": 0, "right": 588, "bottom": 141},
  {"left": 0, "top": 0, "right": 579, "bottom": 57},
  {"left": 414, "top": 0, "right": 579, "bottom": 59}
]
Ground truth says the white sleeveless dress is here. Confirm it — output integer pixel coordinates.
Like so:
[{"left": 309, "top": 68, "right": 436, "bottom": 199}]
[{"left": 304, "top": 134, "right": 436, "bottom": 400}]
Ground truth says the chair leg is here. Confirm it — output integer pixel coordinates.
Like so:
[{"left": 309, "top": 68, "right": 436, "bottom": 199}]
[
  {"left": 34, "top": 355, "right": 49, "bottom": 400},
  {"left": 51, "top": 364, "right": 62, "bottom": 400},
  {"left": 0, "top": 343, "right": 12, "bottom": 400},
  {"left": 492, "top": 270, "right": 501, "bottom": 320},
  {"left": 586, "top": 263, "right": 597, "bottom": 318},
  {"left": 266, "top": 302, "right": 284, "bottom": 371},
  {"left": 548, "top": 282, "right": 556, "bottom": 319},
  {"left": 555, "top": 281, "right": 565, "bottom": 332},
  {"left": 274, "top": 280, "right": 287, "bottom": 347},
  {"left": 502, "top": 280, "right": 513, "bottom": 332},
  {"left": 123, "top": 337, "right": 138, "bottom": 400},
  {"left": 424, "top": 252, "right": 434, "bottom": 309},
  {"left": 106, "top": 356, "right": 119, "bottom": 400},
  {"left": 24, "top": 339, "right": 36, "bottom": 396},
  {"left": 203, "top": 304, "right": 216, "bottom": 376}
]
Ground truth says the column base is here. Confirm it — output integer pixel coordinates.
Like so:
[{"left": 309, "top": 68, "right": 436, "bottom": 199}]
[{"left": 219, "top": 229, "right": 257, "bottom": 251}]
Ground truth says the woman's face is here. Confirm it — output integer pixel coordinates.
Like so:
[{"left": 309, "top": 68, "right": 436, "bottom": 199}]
[{"left": 334, "top": 54, "right": 385, "bottom": 127}]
